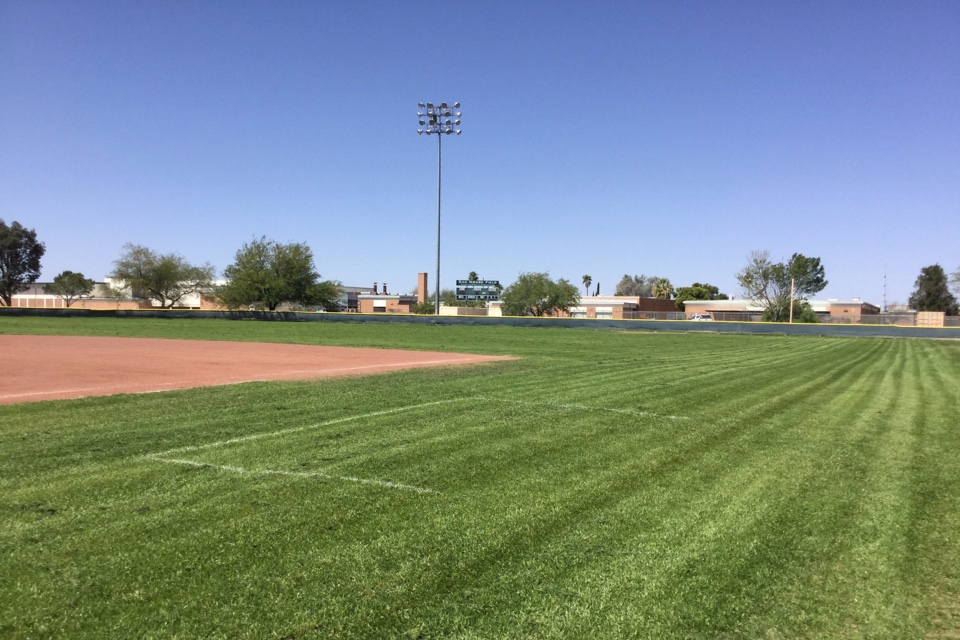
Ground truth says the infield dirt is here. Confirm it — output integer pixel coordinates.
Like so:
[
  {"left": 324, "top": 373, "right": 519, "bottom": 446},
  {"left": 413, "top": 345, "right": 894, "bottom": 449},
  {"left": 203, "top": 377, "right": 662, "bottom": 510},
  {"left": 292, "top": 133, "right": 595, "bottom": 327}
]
[{"left": 1, "top": 335, "right": 514, "bottom": 405}]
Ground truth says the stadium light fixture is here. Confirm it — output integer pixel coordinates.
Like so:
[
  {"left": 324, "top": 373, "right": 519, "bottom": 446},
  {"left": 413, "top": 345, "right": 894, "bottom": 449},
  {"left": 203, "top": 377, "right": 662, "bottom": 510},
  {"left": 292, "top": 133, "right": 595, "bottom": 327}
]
[{"left": 417, "top": 101, "right": 462, "bottom": 314}]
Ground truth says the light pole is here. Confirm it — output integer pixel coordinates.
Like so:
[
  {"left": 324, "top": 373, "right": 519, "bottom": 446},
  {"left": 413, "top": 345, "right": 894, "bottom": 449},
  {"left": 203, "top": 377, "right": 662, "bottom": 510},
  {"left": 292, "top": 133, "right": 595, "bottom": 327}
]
[{"left": 418, "top": 101, "right": 461, "bottom": 314}]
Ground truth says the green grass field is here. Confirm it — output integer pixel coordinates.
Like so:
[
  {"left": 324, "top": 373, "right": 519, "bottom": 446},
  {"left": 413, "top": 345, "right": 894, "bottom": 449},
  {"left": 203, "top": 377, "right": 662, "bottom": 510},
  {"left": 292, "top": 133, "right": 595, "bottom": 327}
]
[{"left": 2, "top": 317, "right": 959, "bottom": 639}]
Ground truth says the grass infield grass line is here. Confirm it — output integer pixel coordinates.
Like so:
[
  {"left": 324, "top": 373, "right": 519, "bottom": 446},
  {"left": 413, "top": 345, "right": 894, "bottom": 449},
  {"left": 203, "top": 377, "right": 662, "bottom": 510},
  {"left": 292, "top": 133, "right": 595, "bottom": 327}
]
[
  {"left": 0, "top": 382, "right": 194, "bottom": 402},
  {"left": 1, "top": 358, "right": 503, "bottom": 404},
  {"left": 147, "top": 457, "right": 439, "bottom": 494}
]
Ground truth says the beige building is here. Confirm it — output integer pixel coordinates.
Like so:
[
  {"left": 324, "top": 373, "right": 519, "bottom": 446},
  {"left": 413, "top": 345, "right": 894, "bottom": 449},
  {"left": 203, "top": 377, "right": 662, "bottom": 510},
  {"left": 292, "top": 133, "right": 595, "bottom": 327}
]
[
  {"left": 682, "top": 298, "right": 880, "bottom": 321},
  {"left": 487, "top": 296, "right": 677, "bottom": 318},
  {"left": 8, "top": 279, "right": 226, "bottom": 310}
]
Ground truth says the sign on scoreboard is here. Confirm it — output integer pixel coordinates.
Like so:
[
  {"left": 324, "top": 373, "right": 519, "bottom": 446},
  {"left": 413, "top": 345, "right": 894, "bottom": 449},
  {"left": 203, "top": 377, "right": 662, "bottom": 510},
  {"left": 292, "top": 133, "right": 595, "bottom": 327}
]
[{"left": 456, "top": 279, "right": 501, "bottom": 301}]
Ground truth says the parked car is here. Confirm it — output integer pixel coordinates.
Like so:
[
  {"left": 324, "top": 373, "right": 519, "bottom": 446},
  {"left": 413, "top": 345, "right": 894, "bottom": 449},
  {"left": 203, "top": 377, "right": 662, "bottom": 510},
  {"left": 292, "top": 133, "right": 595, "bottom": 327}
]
[{"left": 690, "top": 314, "right": 714, "bottom": 321}]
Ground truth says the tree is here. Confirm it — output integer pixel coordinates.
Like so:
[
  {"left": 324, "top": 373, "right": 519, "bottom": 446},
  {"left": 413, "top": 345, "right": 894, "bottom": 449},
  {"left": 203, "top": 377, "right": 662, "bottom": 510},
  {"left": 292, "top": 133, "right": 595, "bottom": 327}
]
[
  {"left": 217, "top": 237, "right": 341, "bottom": 311},
  {"left": 500, "top": 272, "right": 579, "bottom": 317},
  {"left": 0, "top": 219, "right": 45, "bottom": 306},
  {"left": 614, "top": 274, "right": 653, "bottom": 297},
  {"left": 410, "top": 301, "right": 436, "bottom": 314},
  {"left": 786, "top": 253, "right": 828, "bottom": 301},
  {"left": 908, "top": 264, "right": 959, "bottom": 315},
  {"left": 109, "top": 243, "right": 215, "bottom": 308},
  {"left": 674, "top": 282, "right": 729, "bottom": 311},
  {"left": 44, "top": 271, "right": 95, "bottom": 307},
  {"left": 789, "top": 300, "right": 819, "bottom": 323},
  {"left": 736, "top": 251, "right": 827, "bottom": 322},
  {"left": 652, "top": 277, "right": 674, "bottom": 300},
  {"left": 950, "top": 267, "right": 960, "bottom": 298},
  {"left": 582, "top": 274, "right": 592, "bottom": 296},
  {"left": 441, "top": 288, "right": 458, "bottom": 306},
  {"left": 468, "top": 271, "right": 479, "bottom": 282}
]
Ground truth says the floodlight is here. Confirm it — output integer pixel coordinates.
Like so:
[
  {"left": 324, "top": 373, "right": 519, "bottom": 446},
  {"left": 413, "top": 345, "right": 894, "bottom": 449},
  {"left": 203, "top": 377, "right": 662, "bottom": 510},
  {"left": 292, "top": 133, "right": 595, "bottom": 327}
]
[{"left": 416, "top": 101, "right": 462, "bottom": 316}]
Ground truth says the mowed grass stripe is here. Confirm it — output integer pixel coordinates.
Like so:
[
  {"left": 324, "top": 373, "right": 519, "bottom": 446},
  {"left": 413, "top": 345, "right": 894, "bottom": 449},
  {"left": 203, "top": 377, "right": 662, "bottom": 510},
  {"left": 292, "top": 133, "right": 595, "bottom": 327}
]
[
  {"left": 485, "top": 335, "right": 851, "bottom": 420},
  {"left": 902, "top": 339, "right": 960, "bottom": 637},
  {"left": 331, "top": 346, "right": 903, "bottom": 636},
  {"left": 704, "top": 339, "right": 927, "bottom": 636},
  {"left": 2, "top": 318, "right": 959, "bottom": 638},
  {"left": 512, "top": 339, "right": 935, "bottom": 637}
]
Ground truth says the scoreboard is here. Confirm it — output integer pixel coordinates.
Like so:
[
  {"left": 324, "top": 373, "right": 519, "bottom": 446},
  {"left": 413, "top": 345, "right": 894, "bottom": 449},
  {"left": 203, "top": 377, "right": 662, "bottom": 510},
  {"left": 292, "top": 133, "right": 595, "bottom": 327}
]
[{"left": 456, "top": 280, "right": 501, "bottom": 301}]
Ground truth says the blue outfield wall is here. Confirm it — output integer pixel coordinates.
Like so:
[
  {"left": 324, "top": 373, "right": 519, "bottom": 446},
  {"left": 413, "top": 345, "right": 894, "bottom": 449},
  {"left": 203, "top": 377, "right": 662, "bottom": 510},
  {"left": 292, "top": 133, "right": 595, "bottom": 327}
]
[{"left": 2, "top": 307, "right": 959, "bottom": 339}]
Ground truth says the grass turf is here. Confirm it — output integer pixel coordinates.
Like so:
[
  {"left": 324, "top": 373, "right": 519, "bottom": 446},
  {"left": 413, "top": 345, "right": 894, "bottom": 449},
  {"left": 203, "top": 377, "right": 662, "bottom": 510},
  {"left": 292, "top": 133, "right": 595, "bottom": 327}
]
[{"left": 1, "top": 317, "right": 959, "bottom": 638}]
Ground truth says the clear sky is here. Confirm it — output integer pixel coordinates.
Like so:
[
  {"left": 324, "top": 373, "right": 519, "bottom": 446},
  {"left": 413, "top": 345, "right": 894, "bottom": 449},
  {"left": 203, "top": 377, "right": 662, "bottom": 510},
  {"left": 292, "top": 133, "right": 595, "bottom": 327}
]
[{"left": 2, "top": 1, "right": 958, "bottom": 307}]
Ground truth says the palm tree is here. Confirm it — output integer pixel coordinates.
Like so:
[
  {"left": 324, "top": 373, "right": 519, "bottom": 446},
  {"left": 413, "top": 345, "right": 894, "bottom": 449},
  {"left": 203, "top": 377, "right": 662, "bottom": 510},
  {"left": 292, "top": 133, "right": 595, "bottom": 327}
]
[
  {"left": 582, "top": 274, "right": 593, "bottom": 297},
  {"left": 652, "top": 277, "right": 674, "bottom": 300}
]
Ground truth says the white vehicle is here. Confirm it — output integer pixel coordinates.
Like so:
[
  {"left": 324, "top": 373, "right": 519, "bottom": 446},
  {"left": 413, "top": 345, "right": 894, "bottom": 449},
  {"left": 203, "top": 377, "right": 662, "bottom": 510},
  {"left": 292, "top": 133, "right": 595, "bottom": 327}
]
[{"left": 690, "top": 313, "right": 714, "bottom": 321}]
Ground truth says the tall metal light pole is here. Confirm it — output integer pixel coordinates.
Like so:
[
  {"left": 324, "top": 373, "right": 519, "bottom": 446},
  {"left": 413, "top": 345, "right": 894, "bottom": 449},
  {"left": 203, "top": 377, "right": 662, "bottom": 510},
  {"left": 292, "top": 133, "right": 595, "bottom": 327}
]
[{"left": 417, "top": 101, "right": 461, "bottom": 314}]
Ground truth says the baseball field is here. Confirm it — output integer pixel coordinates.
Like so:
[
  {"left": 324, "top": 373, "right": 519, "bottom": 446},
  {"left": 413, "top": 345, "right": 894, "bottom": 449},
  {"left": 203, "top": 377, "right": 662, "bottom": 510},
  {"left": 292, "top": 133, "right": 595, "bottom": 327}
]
[{"left": 1, "top": 317, "right": 958, "bottom": 638}]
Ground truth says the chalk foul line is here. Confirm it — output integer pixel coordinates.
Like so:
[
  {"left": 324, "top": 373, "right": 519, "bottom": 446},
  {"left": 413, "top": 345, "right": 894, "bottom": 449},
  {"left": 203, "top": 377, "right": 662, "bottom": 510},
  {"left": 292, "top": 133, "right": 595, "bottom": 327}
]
[
  {"left": 139, "top": 396, "right": 684, "bottom": 495},
  {"left": 145, "top": 456, "right": 438, "bottom": 495},
  {"left": 140, "top": 400, "right": 459, "bottom": 494},
  {"left": 148, "top": 399, "right": 464, "bottom": 457}
]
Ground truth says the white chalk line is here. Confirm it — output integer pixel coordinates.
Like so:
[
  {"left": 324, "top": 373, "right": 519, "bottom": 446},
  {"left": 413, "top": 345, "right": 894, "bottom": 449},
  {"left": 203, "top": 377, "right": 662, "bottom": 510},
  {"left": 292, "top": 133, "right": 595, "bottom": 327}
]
[
  {"left": 148, "top": 457, "right": 437, "bottom": 494},
  {"left": 141, "top": 396, "right": 683, "bottom": 495},
  {"left": 473, "top": 397, "right": 688, "bottom": 421},
  {"left": 142, "top": 400, "right": 459, "bottom": 494},
  {"left": 148, "top": 399, "right": 463, "bottom": 457}
]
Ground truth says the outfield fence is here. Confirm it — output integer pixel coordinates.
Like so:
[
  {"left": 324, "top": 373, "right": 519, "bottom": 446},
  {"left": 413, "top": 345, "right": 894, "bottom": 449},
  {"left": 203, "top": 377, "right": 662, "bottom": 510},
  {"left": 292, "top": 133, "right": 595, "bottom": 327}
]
[{"left": 4, "top": 306, "right": 960, "bottom": 339}]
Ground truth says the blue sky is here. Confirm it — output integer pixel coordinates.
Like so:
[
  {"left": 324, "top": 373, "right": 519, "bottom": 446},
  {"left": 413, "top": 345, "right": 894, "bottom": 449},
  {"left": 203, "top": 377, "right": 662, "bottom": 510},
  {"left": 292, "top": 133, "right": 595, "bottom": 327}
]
[{"left": 2, "top": 1, "right": 958, "bottom": 306}]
